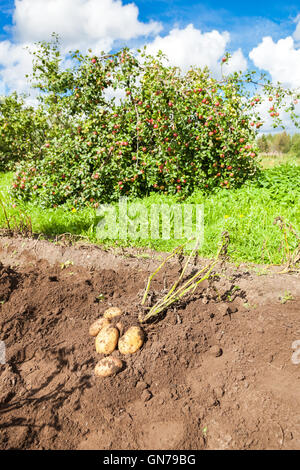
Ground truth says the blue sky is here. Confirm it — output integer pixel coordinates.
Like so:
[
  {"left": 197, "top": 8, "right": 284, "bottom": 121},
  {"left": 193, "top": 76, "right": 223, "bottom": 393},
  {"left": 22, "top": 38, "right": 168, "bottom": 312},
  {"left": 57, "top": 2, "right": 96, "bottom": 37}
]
[
  {"left": 0, "top": 0, "right": 299, "bottom": 53},
  {"left": 136, "top": 0, "right": 298, "bottom": 34},
  {"left": 135, "top": 0, "right": 299, "bottom": 56}
]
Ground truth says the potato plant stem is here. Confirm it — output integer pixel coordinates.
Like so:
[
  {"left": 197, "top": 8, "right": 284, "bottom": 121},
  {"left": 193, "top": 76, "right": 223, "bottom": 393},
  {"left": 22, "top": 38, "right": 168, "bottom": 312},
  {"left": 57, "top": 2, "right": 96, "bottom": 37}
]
[
  {"left": 140, "top": 232, "right": 228, "bottom": 323},
  {"left": 161, "top": 238, "right": 200, "bottom": 306},
  {"left": 141, "top": 244, "right": 184, "bottom": 306}
]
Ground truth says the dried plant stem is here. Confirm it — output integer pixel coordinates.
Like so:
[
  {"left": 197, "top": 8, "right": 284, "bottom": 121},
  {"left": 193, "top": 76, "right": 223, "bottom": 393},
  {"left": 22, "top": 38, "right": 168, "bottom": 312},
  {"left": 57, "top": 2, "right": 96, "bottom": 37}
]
[
  {"left": 0, "top": 195, "right": 32, "bottom": 237},
  {"left": 273, "top": 216, "right": 300, "bottom": 274},
  {"left": 141, "top": 242, "right": 188, "bottom": 306},
  {"left": 162, "top": 238, "right": 200, "bottom": 306},
  {"left": 140, "top": 232, "right": 229, "bottom": 323}
]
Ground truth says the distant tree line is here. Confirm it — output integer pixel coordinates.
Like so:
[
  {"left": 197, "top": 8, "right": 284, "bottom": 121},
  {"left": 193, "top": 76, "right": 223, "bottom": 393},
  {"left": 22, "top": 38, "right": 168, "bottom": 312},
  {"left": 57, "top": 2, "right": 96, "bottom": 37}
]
[{"left": 257, "top": 131, "right": 300, "bottom": 155}]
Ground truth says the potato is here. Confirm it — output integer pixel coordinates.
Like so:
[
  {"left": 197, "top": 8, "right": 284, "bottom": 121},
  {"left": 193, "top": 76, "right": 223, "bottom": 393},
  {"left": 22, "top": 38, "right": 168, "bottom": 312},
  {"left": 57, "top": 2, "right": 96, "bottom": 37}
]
[
  {"left": 89, "top": 317, "right": 111, "bottom": 337},
  {"left": 94, "top": 357, "right": 123, "bottom": 377},
  {"left": 103, "top": 307, "right": 122, "bottom": 319},
  {"left": 118, "top": 326, "right": 144, "bottom": 355},
  {"left": 95, "top": 326, "right": 119, "bottom": 354}
]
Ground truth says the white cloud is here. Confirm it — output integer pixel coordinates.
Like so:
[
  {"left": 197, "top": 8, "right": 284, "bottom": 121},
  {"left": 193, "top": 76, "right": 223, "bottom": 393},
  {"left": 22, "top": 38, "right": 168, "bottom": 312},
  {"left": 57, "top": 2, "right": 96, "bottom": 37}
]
[
  {"left": 103, "top": 85, "right": 126, "bottom": 105},
  {"left": 247, "top": 90, "right": 300, "bottom": 134},
  {"left": 293, "top": 14, "right": 300, "bottom": 42},
  {"left": 249, "top": 32, "right": 300, "bottom": 133},
  {"left": 12, "top": 0, "right": 162, "bottom": 52},
  {"left": 223, "top": 48, "right": 247, "bottom": 75},
  {"left": 145, "top": 24, "right": 247, "bottom": 75},
  {"left": 0, "top": 0, "right": 162, "bottom": 95},
  {"left": 0, "top": 40, "right": 35, "bottom": 95},
  {"left": 249, "top": 36, "right": 300, "bottom": 89}
]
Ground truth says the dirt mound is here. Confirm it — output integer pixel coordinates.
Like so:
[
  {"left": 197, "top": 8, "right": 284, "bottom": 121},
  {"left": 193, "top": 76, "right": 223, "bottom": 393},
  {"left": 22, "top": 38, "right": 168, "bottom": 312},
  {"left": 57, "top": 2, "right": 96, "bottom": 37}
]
[
  {"left": 0, "top": 238, "right": 300, "bottom": 450},
  {"left": 0, "top": 262, "right": 20, "bottom": 303}
]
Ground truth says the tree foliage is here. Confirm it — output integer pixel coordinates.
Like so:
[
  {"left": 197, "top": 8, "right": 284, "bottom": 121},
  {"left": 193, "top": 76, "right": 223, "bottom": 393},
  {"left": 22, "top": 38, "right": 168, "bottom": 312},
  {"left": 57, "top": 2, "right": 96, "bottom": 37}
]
[{"left": 0, "top": 36, "right": 298, "bottom": 207}]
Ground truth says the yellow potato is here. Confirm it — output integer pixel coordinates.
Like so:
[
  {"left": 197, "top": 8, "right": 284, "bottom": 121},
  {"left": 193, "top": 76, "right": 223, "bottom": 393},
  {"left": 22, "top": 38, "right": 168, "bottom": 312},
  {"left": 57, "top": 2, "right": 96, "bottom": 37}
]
[
  {"left": 94, "top": 357, "right": 123, "bottom": 377},
  {"left": 89, "top": 317, "right": 111, "bottom": 337},
  {"left": 95, "top": 326, "right": 119, "bottom": 354},
  {"left": 118, "top": 326, "right": 144, "bottom": 355},
  {"left": 103, "top": 307, "right": 122, "bottom": 319}
]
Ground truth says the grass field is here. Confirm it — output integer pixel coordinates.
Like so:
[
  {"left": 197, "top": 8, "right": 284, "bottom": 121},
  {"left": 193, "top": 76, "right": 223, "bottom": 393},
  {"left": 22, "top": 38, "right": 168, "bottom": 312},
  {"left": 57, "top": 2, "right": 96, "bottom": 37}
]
[
  {"left": 0, "top": 156, "right": 299, "bottom": 266},
  {"left": 259, "top": 152, "right": 300, "bottom": 168}
]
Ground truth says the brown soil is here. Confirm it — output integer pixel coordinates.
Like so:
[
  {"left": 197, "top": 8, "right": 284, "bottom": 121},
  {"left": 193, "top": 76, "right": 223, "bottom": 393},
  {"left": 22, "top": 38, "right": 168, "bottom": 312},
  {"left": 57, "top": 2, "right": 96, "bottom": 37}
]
[{"left": 0, "top": 236, "right": 299, "bottom": 450}]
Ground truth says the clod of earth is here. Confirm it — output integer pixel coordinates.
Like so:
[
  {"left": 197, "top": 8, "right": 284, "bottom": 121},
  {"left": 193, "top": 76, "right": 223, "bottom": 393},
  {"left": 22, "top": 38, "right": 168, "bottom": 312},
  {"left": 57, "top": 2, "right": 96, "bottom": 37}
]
[
  {"left": 94, "top": 357, "right": 123, "bottom": 377},
  {"left": 118, "top": 326, "right": 145, "bottom": 355},
  {"left": 95, "top": 325, "right": 119, "bottom": 354},
  {"left": 210, "top": 345, "right": 223, "bottom": 357}
]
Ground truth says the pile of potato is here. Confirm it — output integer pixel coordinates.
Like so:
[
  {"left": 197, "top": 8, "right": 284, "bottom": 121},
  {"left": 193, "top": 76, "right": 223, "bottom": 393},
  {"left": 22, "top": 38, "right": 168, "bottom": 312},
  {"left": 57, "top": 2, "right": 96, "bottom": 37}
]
[{"left": 89, "top": 307, "right": 144, "bottom": 377}]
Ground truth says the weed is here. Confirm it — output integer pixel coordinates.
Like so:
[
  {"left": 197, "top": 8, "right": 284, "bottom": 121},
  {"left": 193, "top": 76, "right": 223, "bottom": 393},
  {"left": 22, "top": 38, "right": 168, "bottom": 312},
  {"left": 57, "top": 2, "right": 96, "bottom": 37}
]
[
  {"left": 279, "top": 291, "right": 294, "bottom": 304},
  {"left": 60, "top": 260, "right": 74, "bottom": 270},
  {"left": 273, "top": 217, "right": 300, "bottom": 273}
]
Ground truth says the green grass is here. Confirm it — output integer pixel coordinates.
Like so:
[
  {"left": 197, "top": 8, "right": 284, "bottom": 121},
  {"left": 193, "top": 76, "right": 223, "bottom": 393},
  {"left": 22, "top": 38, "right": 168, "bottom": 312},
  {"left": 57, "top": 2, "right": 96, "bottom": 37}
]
[
  {"left": 0, "top": 172, "right": 97, "bottom": 239},
  {"left": 259, "top": 152, "right": 300, "bottom": 169},
  {"left": 1, "top": 164, "right": 299, "bottom": 266}
]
